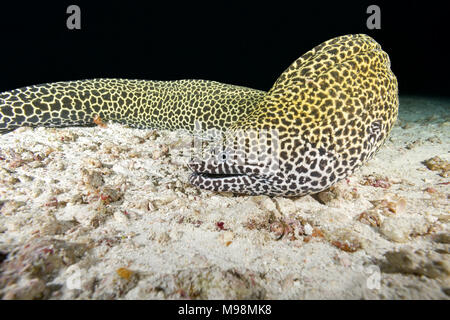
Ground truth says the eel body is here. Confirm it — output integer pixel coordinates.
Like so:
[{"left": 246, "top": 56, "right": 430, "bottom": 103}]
[{"left": 0, "top": 34, "right": 398, "bottom": 197}]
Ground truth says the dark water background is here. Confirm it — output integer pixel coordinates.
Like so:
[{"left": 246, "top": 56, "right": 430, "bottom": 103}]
[{"left": 0, "top": 1, "right": 448, "bottom": 99}]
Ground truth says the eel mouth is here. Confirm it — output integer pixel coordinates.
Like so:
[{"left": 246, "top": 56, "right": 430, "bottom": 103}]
[
  {"left": 187, "top": 161, "right": 250, "bottom": 180},
  {"left": 191, "top": 172, "right": 247, "bottom": 179},
  {"left": 186, "top": 157, "right": 273, "bottom": 186},
  {"left": 187, "top": 160, "right": 268, "bottom": 194}
]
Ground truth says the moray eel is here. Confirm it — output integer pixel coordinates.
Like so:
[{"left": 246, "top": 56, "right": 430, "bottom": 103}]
[{"left": 0, "top": 34, "right": 398, "bottom": 197}]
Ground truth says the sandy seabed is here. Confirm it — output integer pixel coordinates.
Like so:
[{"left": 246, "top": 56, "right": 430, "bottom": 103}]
[{"left": 0, "top": 95, "right": 449, "bottom": 299}]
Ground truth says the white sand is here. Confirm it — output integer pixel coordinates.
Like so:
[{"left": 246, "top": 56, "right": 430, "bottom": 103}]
[{"left": 0, "top": 95, "right": 449, "bottom": 299}]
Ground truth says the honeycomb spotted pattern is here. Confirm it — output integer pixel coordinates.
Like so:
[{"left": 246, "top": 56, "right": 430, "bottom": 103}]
[
  {"left": 0, "top": 79, "right": 266, "bottom": 134},
  {"left": 0, "top": 34, "right": 398, "bottom": 197}
]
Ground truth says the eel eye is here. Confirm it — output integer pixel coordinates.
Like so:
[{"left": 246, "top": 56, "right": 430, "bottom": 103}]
[{"left": 218, "top": 151, "right": 229, "bottom": 163}]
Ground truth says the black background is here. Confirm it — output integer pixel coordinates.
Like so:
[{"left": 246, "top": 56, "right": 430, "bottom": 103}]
[{"left": 0, "top": 1, "right": 448, "bottom": 97}]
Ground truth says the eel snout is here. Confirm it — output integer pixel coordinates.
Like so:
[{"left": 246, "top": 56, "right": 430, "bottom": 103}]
[{"left": 187, "top": 151, "right": 275, "bottom": 194}]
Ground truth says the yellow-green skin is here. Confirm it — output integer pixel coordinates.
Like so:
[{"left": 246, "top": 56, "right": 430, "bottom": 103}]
[
  {"left": 0, "top": 79, "right": 265, "bottom": 134},
  {"left": 0, "top": 34, "right": 398, "bottom": 196}
]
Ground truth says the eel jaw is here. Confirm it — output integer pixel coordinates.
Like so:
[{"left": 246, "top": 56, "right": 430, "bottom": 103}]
[{"left": 187, "top": 160, "right": 272, "bottom": 195}]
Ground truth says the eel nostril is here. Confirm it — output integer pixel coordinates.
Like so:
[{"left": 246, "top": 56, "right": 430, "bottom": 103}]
[{"left": 187, "top": 161, "right": 200, "bottom": 172}]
